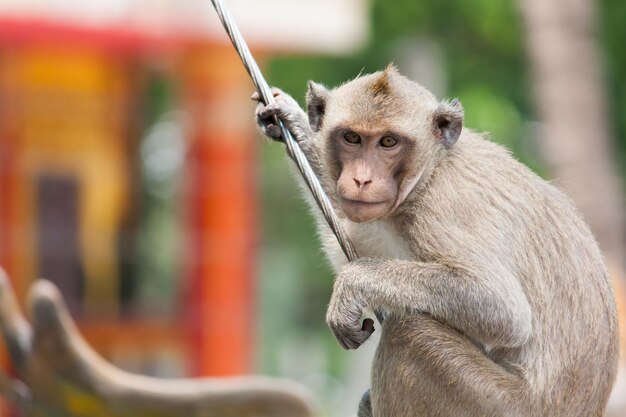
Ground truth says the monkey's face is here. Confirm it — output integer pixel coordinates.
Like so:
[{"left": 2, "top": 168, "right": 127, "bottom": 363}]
[
  {"left": 307, "top": 67, "right": 464, "bottom": 223},
  {"left": 330, "top": 128, "right": 417, "bottom": 223}
]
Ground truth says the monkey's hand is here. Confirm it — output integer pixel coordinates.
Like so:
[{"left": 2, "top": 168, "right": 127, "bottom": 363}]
[
  {"left": 253, "top": 88, "right": 312, "bottom": 142},
  {"left": 326, "top": 261, "right": 376, "bottom": 350}
]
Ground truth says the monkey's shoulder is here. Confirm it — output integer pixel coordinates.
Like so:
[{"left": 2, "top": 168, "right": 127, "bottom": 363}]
[
  {"left": 410, "top": 133, "right": 593, "bottom": 254},
  {"left": 437, "top": 133, "right": 563, "bottom": 209}
]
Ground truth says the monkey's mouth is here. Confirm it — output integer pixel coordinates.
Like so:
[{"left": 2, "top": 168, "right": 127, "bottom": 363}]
[
  {"left": 341, "top": 197, "right": 388, "bottom": 206},
  {"left": 340, "top": 197, "right": 392, "bottom": 222}
]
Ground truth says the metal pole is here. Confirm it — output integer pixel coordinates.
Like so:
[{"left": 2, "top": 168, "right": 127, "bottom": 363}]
[{"left": 209, "top": 0, "right": 358, "bottom": 261}]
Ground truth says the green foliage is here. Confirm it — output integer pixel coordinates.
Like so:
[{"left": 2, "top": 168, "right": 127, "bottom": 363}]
[
  {"left": 600, "top": 0, "right": 626, "bottom": 174},
  {"left": 265, "top": 0, "right": 535, "bottom": 162}
]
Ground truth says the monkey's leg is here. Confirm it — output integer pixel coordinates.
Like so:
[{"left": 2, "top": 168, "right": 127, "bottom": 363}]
[
  {"left": 357, "top": 389, "right": 373, "bottom": 417},
  {"left": 371, "top": 315, "right": 531, "bottom": 417}
]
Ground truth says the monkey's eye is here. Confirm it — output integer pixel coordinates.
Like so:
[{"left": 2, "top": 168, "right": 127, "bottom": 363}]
[
  {"left": 379, "top": 136, "right": 398, "bottom": 148},
  {"left": 344, "top": 132, "right": 361, "bottom": 144}
]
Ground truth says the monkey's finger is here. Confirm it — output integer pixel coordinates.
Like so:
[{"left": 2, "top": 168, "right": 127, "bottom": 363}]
[
  {"left": 344, "top": 339, "right": 361, "bottom": 350},
  {"left": 341, "top": 334, "right": 364, "bottom": 350},
  {"left": 255, "top": 103, "right": 283, "bottom": 140},
  {"left": 255, "top": 101, "right": 269, "bottom": 118},
  {"left": 251, "top": 88, "right": 283, "bottom": 103},
  {"left": 270, "top": 87, "right": 283, "bottom": 98},
  {"left": 353, "top": 329, "right": 374, "bottom": 347},
  {"left": 329, "top": 325, "right": 352, "bottom": 350},
  {"left": 255, "top": 102, "right": 284, "bottom": 123},
  {"left": 331, "top": 324, "right": 372, "bottom": 350},
  {"left": 259, "top": 122, "right": 283, "bottom": 140},
  {"left": 258, "top": 103, "right": 285, "bottom": 120},
  {"left": 257, "top": 122, "right": 282, "bottom": 140},
  {"left": 265, "top": 125, "right": 282, "bottom": 139}
]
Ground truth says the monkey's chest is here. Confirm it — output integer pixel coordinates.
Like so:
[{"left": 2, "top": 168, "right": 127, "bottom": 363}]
[{"left": 327, "top": 219, "right": 414, "bottom": 269}]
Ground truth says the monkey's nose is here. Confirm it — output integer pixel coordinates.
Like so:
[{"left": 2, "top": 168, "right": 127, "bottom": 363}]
[{"left": 353, "top": 178, "right": 372, "bottom": 189}]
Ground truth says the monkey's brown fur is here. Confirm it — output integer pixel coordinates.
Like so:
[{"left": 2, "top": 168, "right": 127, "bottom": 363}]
[{"left": 255, "top": 66, "right": 618, "bottom": 417}]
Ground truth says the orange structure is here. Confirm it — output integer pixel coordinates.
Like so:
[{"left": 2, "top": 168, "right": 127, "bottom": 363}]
[
  {"left": 0, "top": 8, "right": 368, "bottom": 415},
  {"left": 180, "top": 46, "right": 258, "bottom": 375},
  {"left": 0, "top": 18, "right": 256, "bottom": 377}
]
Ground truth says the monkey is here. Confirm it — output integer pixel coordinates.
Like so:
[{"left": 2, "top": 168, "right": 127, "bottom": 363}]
[{"left": 254, "top": 65, "right": 619, "bottom": 417}]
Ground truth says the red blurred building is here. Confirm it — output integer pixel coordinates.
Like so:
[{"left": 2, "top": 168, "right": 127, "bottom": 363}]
[{"left": 0, "top": 0, "right": 367, "bottom": 381}]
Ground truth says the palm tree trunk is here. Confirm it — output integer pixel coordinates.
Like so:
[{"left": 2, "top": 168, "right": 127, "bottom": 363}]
[
  {"left": 519, "top": 1, "right": 626, "bottom": 414},
  {"left": 519, "top": 0, "right": 625, "bottom": 279}
]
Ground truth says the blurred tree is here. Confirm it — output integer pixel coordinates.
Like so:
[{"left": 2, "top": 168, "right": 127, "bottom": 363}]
[
  {"left": 519, "top": 0, "right": 626, "bottom": 279},
  {"left": 601, "top": 0, "right": 626, "bottom": 173},
  {"left": 519, "top": 0, "right": 626, "bottom": 414}
]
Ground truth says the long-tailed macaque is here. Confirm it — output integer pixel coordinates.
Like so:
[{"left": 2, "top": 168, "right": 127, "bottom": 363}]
[{"left": 254, "top": 65, "right": 619, "bottom": 417}]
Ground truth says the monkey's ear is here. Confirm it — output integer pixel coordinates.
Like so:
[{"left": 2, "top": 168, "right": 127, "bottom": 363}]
[
  {"left": 434, "top": 99, "right": 464, "bottom": 147},
  {"left": 306, "top": 81, "right": 329, "bottom": 132}
]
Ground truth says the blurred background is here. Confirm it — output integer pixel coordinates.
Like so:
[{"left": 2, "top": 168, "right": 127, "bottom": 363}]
[{"left": 0, "top": 0, "right": 624, "bottom": 416}]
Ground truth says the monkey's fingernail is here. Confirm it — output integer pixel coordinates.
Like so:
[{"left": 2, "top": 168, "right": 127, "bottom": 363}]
[{"left": 251, "top": 92, "right": 260, "bottom": 100}]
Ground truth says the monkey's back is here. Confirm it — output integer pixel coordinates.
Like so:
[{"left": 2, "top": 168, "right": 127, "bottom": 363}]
[{"left": 404, "top": 132, "right": 619, "bottom": 415}]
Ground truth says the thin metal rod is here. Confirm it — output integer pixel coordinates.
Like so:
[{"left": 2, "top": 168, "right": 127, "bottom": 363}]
[{"left": 210, "top": 0, "right": 358, "bottom": 261}]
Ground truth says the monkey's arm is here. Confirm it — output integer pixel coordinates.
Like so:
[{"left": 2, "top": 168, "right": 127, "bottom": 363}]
[
  {"left": 326, "top": 258, "right": 532, "bottom": 351},
  {"left": 253, "top": 89, "right": 324, "bottom": 179}
]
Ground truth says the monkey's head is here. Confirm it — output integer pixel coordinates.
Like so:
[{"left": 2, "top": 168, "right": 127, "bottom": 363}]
[{"left": 306, "top": 65, "right": 464, "bottom": 223}]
